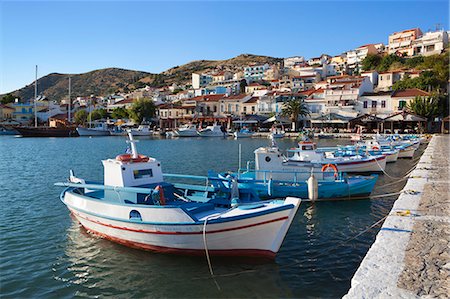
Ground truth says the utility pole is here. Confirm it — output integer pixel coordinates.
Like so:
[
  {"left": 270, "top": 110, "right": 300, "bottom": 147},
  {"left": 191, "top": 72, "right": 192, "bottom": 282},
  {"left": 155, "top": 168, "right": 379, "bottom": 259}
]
[
  {"left": 68, "top": 77, "right": 71, "bottom": 123},
  {"left": 34, "top": 65, "right": 38, "bottom": 127}
]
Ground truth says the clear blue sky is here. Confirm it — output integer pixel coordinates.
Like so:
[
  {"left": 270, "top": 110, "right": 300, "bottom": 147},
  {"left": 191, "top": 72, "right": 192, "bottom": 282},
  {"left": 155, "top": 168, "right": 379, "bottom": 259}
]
[{"left": 0, "top": 0, "right": 448, "bottom": 94}]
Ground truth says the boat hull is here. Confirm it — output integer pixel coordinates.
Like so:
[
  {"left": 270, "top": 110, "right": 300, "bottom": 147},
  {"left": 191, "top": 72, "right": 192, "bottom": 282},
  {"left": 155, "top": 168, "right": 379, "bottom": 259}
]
[
  {"left": 15, "top": 126, "right": 78, "bottom": 137},
  {"left": 174, "top": 130, "right": 199, "bottom": 137},
  {"left": 63, "top": 191, "right": 300, "bottom": 258},
  {"left": 234, "top": 132, "right": 255, "bottom": 138},
  {"left": 239, "top": 175, "right": 378, "bottom": 200},
  {"left": 397, "top": 146, "right": 415, "bottom": 158},
  {"left": 76, "top": 127, "right": 110, "bottom": 136}
]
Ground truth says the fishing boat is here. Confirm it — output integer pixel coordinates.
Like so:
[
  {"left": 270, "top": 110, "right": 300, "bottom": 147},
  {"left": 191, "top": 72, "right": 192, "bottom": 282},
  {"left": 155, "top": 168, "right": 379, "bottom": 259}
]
[
  {"left": 55, "top": 132, "right": 301, "bottom": 258},
  {"left": 324, "top": 141, "right": 400, "bottom": 163},
  {"left": 198, "top": 123, "right": 226, "bottom": 137},
  {"left": 287, "top": 141, "right": 387, "bottom": 173},
  {"left": 174, "top": 124, "right": 198, "bottom": 137},
  {"left": 234, "top": 128, "right": 255, "bottom": 138},
  {"left": 269, "top": 126, "right": 285, "bottom": 139},
  {"left": 131, "top": 123, "right": 153, "bottom": 136},
  {"left": 77, "top": 122, "right": 110, "bottom": 136}
]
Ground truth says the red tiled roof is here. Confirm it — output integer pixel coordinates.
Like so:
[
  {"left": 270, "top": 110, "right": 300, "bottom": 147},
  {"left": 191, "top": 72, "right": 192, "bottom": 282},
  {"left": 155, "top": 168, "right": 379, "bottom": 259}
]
[
  {"left": 248, "top": 83, "right": 263, "bottom": 87},
  {"left": 225, "top": 94, "right": 248, "bottom": 100},
  {"left": 190, "top": 94, "right": 225, "bottom": 102},
  {"left": 392, "top": 88, "right": 430, "bottom": 98},
  {"left": 245, "top": 97, "right": 258, "bottom": 104},
  {"left": 114, "top": 98, "right": 135, "bottom": 105}
]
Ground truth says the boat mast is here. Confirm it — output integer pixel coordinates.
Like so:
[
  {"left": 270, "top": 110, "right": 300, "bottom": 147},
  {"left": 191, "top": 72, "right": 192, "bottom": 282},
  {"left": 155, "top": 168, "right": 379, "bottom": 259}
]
[
  {"left": 68, "top": 77, "right": 71, "bottom": 123},
  {"left": 34, "top": 65, "right": 38, "bottom": 127},
  {"left": 89, "top": 96, "right": 92, "bottom": 128}
]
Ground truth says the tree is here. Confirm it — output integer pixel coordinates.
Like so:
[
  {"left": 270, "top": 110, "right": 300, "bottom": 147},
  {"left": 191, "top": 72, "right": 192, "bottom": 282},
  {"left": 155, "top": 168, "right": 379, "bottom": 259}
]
[
  {"left": 281, "top": 98, "right": 310, "bottom": 131},
  {"left": 111, "top": 107, "right": 129, "bottom": 119},
  {"left": 129, "top": 98, "right": 156, "bottom": 123},
  {"left": 1, "top": 93, "right": 19, "bottom": 104},
  {"left": 377, "top": 54, "right": 404, "bottom": 72},
  {"left": 74, "top": 110, "right": 88, "bottom": 125},
  {"left": 361, "top": 54, "right": 382, "bottom": 71},
  {"left": 89, "top": 108, "right": 108, "bottom": 121},
  {"left": 406, "top": 95, "right": 439, "bottom": 119},
  {"left": 239, "top": 79, "right": 247, "bottom": 94}
]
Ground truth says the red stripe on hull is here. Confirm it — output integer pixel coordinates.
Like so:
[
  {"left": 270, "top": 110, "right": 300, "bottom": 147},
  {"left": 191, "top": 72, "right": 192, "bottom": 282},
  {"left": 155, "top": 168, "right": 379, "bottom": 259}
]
[
  {"left": 80, "top": 224, "right": 277, "bottom": 259},
  {"left": 70, "top": 209, "right": 288, "bottom": 235}
]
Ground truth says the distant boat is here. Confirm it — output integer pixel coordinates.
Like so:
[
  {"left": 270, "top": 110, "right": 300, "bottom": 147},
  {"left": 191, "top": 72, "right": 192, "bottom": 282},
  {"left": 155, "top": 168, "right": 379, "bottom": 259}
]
[
  {"left": 0, "top": 126, "right": 18, "bottom": 135},
  {"left": 77, "top": 122, "right": 110, "bottom": 136},
  {"left": 174, "top": 124, "right": 198, "bottom": 137},
  {"left": 198, "top": 123, "right": 226, "bottom": 137},
  {"left": 131, "top": 123, "right": 153, "bottom": 136},
  {"left": 15, "top": 126, "right": 78, "bottom": 137},
  {"left": 234, "top": 128, "right": 255, "bottom": 138}
]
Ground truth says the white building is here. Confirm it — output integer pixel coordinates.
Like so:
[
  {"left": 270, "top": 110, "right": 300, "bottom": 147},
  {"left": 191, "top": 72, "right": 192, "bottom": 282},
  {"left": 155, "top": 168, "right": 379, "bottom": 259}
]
[
  {"left": 244, "top": 64, "right": 270, "bottom": 82},
  {"left": 192, "top": 73, "right": 213, "bottom": 89},
  {"left": 412, "top": 30, "right": 449, "bottom": 56},
  {"left": 284, "top": 56, "right": 305, "bottom": 68},
  {"left": 357, "top": 91, "right": 393, "bottom": 117},
  {"left": 346, "top": 44, "right": 378, "bottom": 74}
]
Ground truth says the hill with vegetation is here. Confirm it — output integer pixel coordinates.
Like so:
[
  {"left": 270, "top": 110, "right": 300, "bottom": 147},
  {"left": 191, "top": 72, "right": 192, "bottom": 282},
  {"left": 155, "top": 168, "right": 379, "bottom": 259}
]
[
  {"left": 1, "top": 54, "right": 282, "bottom": 102},
  {"left": 361, "top": 50, "right": 449, "bottom": 93}
]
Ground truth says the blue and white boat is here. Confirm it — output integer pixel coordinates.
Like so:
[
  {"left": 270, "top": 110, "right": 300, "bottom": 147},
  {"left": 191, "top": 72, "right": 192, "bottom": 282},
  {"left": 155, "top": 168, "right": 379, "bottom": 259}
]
[
  {"left": 234, "top": 128, "right": 255, "bottom": 138},
  {"left": 55, "top": 132, "right": 301, "bottom": 258}
]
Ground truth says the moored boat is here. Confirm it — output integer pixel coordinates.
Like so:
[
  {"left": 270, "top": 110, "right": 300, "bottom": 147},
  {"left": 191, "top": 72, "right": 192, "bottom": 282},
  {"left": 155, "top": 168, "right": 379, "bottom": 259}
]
[
  {"left": 76, "top": 122, "right": 110, "bottom": 136},
  {"left": 234, "top": 128, "right": 255, "bottom": 138},
  {"left": 55, "top": 132, "right": 301, "bottom": 258},
  {"left": 198, "top": 123, "right": 226, "bottom": 137},
  {"left": 174, "top": 124, "right": 198, "bottom": 137},
  {"left": 15, "top": 126, "right": 78, "bottom": 137}
]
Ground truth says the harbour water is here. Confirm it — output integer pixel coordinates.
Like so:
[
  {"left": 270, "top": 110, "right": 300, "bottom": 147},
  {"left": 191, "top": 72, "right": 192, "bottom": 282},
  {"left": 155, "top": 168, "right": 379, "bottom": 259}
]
[{"left": 0, "top": 136, "right": 422, "bottom": 298}]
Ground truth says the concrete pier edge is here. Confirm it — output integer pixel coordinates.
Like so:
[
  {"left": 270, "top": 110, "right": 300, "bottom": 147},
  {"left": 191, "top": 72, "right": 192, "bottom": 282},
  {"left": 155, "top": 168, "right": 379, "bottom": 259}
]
[{"left": 344, "top": 135, "right": 449, "bottom": 298}]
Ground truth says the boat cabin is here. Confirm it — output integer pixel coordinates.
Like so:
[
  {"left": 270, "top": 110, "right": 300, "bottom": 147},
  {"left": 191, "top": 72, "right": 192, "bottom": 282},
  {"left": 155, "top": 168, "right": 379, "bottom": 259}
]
[{"left": 288, "top": 142, "right": 323, "bottom": 162}]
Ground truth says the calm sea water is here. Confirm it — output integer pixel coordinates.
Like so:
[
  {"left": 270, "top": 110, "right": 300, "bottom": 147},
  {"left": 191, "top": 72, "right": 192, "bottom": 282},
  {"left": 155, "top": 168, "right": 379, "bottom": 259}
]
[{"left": 0, "top": 135, "right": 421, "bottom": 298}]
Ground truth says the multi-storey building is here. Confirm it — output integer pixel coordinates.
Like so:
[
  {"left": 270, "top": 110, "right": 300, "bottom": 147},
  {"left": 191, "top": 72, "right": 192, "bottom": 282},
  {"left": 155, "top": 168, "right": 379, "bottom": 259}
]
[
  {"left": 244, "top": 64, "right": 270, "bottom": 82},
  {"left": 346, "top": 44, "right": 378, "bottom": 74},
  {"left": 412, "top": 30, "right": 449, "bottom": 56},
  {"left": 284, "top": 56, "right": 305, "bottom": 68},
  {"left": 192, "top": 73, "right": 213, "bottom": 89},
  {"left": 388, "top": 28, "right": 423, "bottom": 56}
]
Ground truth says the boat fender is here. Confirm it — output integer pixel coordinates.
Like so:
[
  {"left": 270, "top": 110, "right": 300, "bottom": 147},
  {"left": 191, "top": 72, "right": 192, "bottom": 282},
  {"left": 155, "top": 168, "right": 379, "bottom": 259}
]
[
  {"left": 154, "top": 185, "right": 166, "bottom": 206},
  {"left": 307, "top": 170, "right": 318, "bottom": 201},
  {"left": 321, "top": 163, "right": 338, "bottom": 178}
]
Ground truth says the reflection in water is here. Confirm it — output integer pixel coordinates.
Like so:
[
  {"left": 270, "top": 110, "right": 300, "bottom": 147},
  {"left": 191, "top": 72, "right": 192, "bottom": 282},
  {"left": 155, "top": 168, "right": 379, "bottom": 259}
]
[{"left": 0, "top": 136, "right": 424, "bottom": 298}]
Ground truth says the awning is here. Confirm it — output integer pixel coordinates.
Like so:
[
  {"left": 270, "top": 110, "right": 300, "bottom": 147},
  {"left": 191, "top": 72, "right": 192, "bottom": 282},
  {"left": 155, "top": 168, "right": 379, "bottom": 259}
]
[{"left": 263, "top": 115, "right": 292, "bottom": 124}]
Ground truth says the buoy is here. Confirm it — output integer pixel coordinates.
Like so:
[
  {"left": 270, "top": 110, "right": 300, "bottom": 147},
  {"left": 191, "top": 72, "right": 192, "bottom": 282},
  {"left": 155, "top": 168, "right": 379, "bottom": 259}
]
[{"left": 307, "top": 169, "right": 318, "bottom": 201}]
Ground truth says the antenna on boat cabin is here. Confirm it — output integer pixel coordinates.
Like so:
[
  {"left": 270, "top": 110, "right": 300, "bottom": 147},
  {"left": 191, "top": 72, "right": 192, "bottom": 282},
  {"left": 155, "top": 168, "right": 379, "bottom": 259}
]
[{"left": 126, "top": 131, "right": 139, "bottom": 159}]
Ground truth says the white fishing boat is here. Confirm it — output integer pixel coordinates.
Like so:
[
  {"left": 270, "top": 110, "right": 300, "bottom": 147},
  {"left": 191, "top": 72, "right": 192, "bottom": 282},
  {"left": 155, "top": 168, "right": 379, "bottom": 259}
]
[
  {"left": 255, "top": 141, "right": 386, "bottom": 174},
  {"left": 198, "top": 123, "right": 226, "bottom": 137},
  {"left": 174, "top": 124, "right": 198, "bottom": 137},
  {"left": 131, "top": 124, "right": 153, "bottom": 136},
  {"left": 76, "top": 122, "right": 111, "bottom": 136},
  {"left": 55, "top": 132, "right": 301, "bottom": 258}
]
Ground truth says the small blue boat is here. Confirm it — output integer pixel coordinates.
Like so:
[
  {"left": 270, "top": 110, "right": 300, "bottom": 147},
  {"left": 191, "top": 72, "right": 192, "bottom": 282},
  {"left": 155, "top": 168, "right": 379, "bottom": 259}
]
[{"left": 208, "top": 169, "right": 378, "bottom": 201}]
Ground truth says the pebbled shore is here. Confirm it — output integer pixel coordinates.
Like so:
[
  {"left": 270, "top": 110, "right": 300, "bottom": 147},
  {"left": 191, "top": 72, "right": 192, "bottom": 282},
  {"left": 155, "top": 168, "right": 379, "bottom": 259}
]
[{"left": 344, "top": 135, "right": 450, "bottom": 298}]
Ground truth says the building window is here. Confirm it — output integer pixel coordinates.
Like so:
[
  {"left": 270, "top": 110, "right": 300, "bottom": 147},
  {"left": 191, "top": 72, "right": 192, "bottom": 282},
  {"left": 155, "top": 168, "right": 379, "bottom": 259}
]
[
  {"left": 381, "top": 100, "right": 386, "bottom": 108},
  {"left": 399, "top": 100, "right": 407, "bottom": 110},
  {"left": 243, "top": 106, "right": 247, "bottom": 113},
  {"left": 387, "top": 75, "right": 391, "bottom": 80},
  {"left": 363, "top": 101, "right": 368, "bottom": 108},
  {"left": 252, "top": 106, "right": 255, "bottom": 112},
  {"left": 220, "top": 104, "right": 224, "bottom": 112},
  {"left": 228, "top": 104, "right": 231, "bottom": 112},
  {"left": 235, "top": 104, "right": 239, "bottom": 112},
  {"left": 371, "top": 101, "right": 377, "bottom": 108}
]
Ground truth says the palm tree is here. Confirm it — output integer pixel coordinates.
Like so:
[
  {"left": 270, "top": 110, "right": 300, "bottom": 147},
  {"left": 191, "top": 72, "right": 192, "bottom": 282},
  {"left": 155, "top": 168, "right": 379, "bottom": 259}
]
[
  {"left": 281, "top": 98, "right": 310, "bottom": 131},
  {"left": 406, "top": 95, "right": 439, "bottom": 132},
  {"left": 406, "top": 95, "right": 439, "bottom": 119}
]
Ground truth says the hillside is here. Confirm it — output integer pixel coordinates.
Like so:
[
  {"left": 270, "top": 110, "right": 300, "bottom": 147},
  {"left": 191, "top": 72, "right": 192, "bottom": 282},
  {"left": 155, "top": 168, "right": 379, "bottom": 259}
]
[
  {"left": 6, "top": 68, "right": 153, "bottom": 102},
  {"left": 2, "top": 54, "right": 282, "bottom": 102},
  {"left": 161, "top": 54, "right": 283, "bottom": 85}
]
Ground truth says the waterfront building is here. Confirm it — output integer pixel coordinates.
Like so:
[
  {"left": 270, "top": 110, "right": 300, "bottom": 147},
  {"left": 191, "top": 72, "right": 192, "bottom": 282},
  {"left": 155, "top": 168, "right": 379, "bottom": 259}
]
[
  {"left": 218, "top": 94, "right": 251, "bottom": 117},
  {"left": 357, "top": 91, "right": 393, "bottom": 117},
  {"left": 323, "top": 75, "right": 373, "bottom": 115},
  {"left": 391, "top": 88, "right": 430, "bottom": 112},
  {"left": 192, "top": 73, "right": 213, "bottom": 89},
  {"left": 244, "top": 63, "right": 270, "bottom": 82},
  {"left": 0, "top": 104, "right": 14, "bottom": 120},
  {"left": 377, "top": 70, "right": 421, "bottom": 91},
  {"left": 412, "top": 30, "right": 449, "bottom": 56},
  {"left": 388, "top": 28, "right": 423, "bottom": 56},
  {"left": 106, "top": 98, "right": 135, "bottom": 112},
  {"left": 242, "top": 97, "right": 258, "bottom": 115},
  {"left": 157, "top": 103, "right": 185, "bottom": 129}
]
